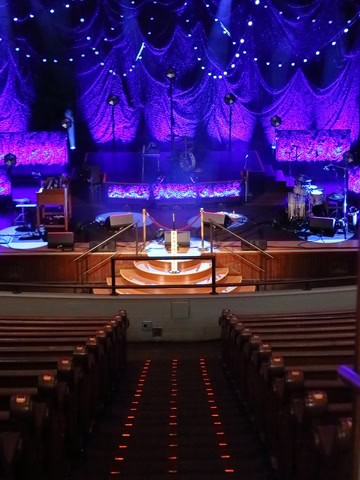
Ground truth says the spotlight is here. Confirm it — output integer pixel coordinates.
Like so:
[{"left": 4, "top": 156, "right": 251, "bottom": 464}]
[
  {"left": 343, "top": 151, "right": 354, "bottom": 164},
  {"left": 61, "top": 117, "right": 72, "bottom": 129},
  {"left": 4, "top": 153, "right": 16, "bottom": 167},
  {"left": 107, "top": 93, "right": 119, "bottom": 106},
  {"left": 224, "top": 93, "right": 236, "bottom": 105},
  {"left": 165, "top": 66, "right": 176, "bottom": 79},
  {"left": 270, "top": 115, "right": 282, "bottom": 127}
]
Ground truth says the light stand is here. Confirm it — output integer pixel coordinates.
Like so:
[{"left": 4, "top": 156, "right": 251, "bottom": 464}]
[
  {"left": 166, "top": 67, "right": 176, "bottom": 157},
  {"left": 224, "top": 93, "right": 236, "bottom": 153},
  {"left": 270, "top": 114, "right": 282, "bottom": 160},
  {"left": 107, "top": 93, "right": 119, "bottom": 145},
  {"left": 328, "top": 155, "right": 353, "bottom": 239}
]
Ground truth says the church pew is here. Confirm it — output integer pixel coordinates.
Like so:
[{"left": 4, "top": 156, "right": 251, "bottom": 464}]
[
  {"left": 277, "top": 392, "right": 353, "bottom": 480},
  {"left": 309, "top": 416, "right": 352, "bottom": 480},
  {"left": 220, "top": 311, "right": 355, "bottom": 381},
  {"left": 0, "top": 343, "right": 103, "bottom": 436},
  {"left": 218, "top": 310, "right": 356, "bottom": 480},
  {"left": 0, "top": 393, "right": 48, "bottom": 480},
  {"left": 0, "top": 373, "right": 69, "bottom": 479},
  {"left": 0, "top": 312, "right": 129, "bottom": 374},
  {"left": 0, "top": 335, "right": 114, "bottom": 398},
  {"left": 0, "top": 312, "right": 129, "bottom": 477}
]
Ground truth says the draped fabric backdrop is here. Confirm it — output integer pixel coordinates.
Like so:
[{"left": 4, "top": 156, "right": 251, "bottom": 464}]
[{"left": 0, "top": 0, "right": 359, "bottom": 156}]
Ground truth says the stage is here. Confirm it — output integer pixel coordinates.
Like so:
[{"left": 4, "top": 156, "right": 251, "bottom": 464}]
[
  {"left": 0, "top": 227, "right": 357, "bottom": 293},
  {"left": 0, "top": 143, "right": 358, "bottom": 296}
]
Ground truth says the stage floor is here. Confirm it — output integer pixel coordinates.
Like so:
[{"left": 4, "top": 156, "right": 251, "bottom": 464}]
[{"left": 1, "top": 155, "right": 359, "bottom": 249}]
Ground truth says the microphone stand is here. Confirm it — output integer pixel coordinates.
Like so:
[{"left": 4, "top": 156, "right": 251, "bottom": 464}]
[{"left": 330, "top": 164, "right": 349, "bottom": 238}]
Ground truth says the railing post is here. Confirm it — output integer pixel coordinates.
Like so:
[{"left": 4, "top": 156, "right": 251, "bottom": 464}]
[
  {"left": 142, "top": 208, "right": 147, "bottom": 247},
  {"left": 210, "top": 224, "right": 214, "bottom": 253},
  {"left": 200, "top": 208, "right": 205, "bottom": 249},
  {"left": 211, "top": 255, "right": 217, "bottom": 295},
  {"left": 111, "top": 258, "right": 116, "bottom": 296},
  {"left": 135, "top": 223, "right": 139, "bottom": 256}
]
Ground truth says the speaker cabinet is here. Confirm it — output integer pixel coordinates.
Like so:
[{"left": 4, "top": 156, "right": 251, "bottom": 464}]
[
  {"left": 89, "top": 240, "right": 116, "bottom": 252},
  {"left": 309, "top": 216, "right": 336, "bottom": 236},
  {"left": 106, "top": 213, "right": 134, "bottom": 229},
  {"left": 47, "top": 231, "right": 74, "bottom": 250},
  {"left": 203, "top": 212, "right": 232, "bottom": 227},
  {"left": 164, "top": 231, "right": 191, "bottom": 247},
  {"left": 241, "top": 239, "right": 268, "bottom": 251}
]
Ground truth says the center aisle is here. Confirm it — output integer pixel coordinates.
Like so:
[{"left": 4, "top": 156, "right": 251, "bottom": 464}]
[{"left": 69, "top": 342, "right": 274, "bottom": 480}]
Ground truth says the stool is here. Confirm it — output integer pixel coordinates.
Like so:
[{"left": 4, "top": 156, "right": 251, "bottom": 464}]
[{"left": 14, "top": 198, "right": 37, "bottom": 232}]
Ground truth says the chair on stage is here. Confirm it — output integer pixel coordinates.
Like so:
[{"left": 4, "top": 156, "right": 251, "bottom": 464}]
[{"left": 13, "top": 198, "right": 37, "bottom": 232}]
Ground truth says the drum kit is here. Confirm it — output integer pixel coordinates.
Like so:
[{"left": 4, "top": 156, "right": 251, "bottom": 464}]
[{"left": 287, "top": 174, "right": 326, "bottom": 221}]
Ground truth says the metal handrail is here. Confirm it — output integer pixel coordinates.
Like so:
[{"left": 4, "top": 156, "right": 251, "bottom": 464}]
[
  {"left": 220, "top": 245, "right": 265, "bottom": 273},
  {"left": 81, "top": 250, "right": 121, "bottom": 276},
  {"left": 209, "top": 219, "right": 274, "bottom": 258},
  {"left": 73, "top": 221, "right": 139, "bottom": 263},
  {"left": 0, "top": 274, "right": 355, "bottom": 293}
]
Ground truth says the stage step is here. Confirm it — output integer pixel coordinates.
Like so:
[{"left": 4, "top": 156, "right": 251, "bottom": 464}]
[
  {"left": 93, "top": 254, "right": 257, "bottom": 296},
  {"left": 117, "top": 266, "right": 229, "bottom": 287},
  {"left": 100, "top": 274, "right": 254, "bottom": 295},
  {"left": 132, "top": 260, "right": 214, "bottom": 282}
]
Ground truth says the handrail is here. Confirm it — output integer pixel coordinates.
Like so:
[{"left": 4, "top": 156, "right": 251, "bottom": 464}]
[
  {"left": 208, "top": 219, "right": 274, "bottom": 259},
  {"left": 220, "top": 245, "right": 265, "bottom": 273},
  {"left": 81, "top": 250, "right": 121, "bottom": 276},
  {"left": 73, "top": 221, "right": 139, "bottom": 263},
  {"left": 0, "top": 274, "right": 355, "bottom": 293}
]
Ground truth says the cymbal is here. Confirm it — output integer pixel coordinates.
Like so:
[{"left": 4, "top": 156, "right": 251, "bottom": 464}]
[
  {"left": 295, "top": 174, "right": 311, "bottom": 184},
  {"left": 328, "top": 192, "right": 344, "bottom": 202}
]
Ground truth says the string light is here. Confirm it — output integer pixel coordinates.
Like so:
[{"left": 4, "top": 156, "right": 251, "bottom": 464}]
[{"left": 3, "top": 2, "right": 358, "bottom": 83}]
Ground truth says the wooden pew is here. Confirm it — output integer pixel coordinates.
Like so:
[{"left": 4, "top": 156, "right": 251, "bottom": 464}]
[
  {"left": 0, "top": 311, "right": 129, "bottom": 477},
  {"left": 218, "top": 309, "right": 356, "bottom": 480}
]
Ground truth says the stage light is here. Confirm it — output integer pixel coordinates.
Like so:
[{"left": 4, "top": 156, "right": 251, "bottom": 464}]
[
  {"left": 224, "top": 93, "right": 236, "bottom": 105},
  {"left": 107, "top": 93, "right": 119, "bottom": 106},
  {"left": 343, "top": 151, "right": 354, "bottom": 163},
  {"left": 166, "top": 66, "right": 176, "bottom": 80},
  {"left": 61, "top": 117, "right": 72, "bottom": 129},
  {"left": 4, "top": 153, "right": 16, "bottom": 167},
  {"left": 270, "top": 115, "right": 282, "bottom": 127}
]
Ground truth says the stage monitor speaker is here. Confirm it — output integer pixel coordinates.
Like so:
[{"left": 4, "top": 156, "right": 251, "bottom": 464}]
[
  {"left": 203, "top": 212, "right": 231, "bottom": 228},
  {"left": 308, "top": 216, "right": 336, "bottom": 236},
  {"left": 106, "top": 213, "right": 134, "bottom": 230},
  {"left": 47, "top": 231, "right": 74, "bottom": 250},
  {"left": 164, "top": 231, "right": 191, "bottom": 247},
  {"left": 89, "top": 240, "right": 116, "bottom": 252},
  {"left": 241, "top": 239, "right": 267, "bottom": 251}
]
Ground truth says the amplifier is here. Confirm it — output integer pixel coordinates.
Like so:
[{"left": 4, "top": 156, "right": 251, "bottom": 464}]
[
  {"left": 241, "top": 239, "right": 267, "bottom": 251},
  {"left": 47, "top": 231, "right": 74, "bottom": 250},
  {"left": 308, "top": 217, "right": 336, "bottom": 236}
]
